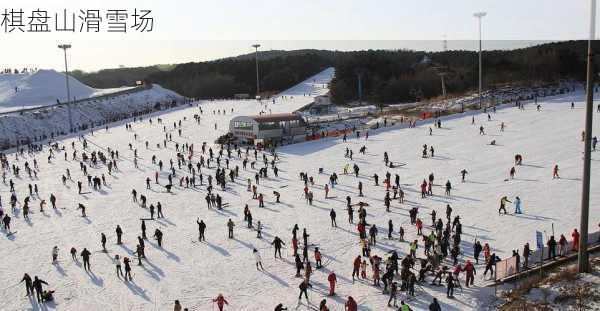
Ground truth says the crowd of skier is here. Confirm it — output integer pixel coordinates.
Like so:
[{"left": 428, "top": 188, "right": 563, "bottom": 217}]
[{"left": 0, "top": 96, "right": 599, "bottom": 311}]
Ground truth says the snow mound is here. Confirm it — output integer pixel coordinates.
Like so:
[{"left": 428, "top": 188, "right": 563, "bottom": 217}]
[{"left": 0, "top": 69, "right": 136, "bottom": 113}]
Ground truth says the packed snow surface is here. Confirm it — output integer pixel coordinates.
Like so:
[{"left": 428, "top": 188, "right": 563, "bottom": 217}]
[{"left": 0, "top": 69, "right": 599, "bottom": 311}]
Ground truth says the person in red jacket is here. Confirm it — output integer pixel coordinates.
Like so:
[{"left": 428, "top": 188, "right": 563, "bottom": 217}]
[
  {"left": 415, "top": 218, "right": 423, "bottom": 235},
  {"left": 357, "top": 222, "right": 366, "bottom": 239},
  {"left": 352, "top": 256, "right": 361, "bottom": 283},
  {"left": 292, "top": 237, "right": 298, "bottom": 256},
  {"left": 572, "top": 229, "right": 580, "bottom": 251},
  {"left": 327, "top": 271, "right": 337, "bottom": 296},
  {"left": 344, "top": 296, "right": 358, "bottom": 311},
  {"left": 464, "top": 260, "right": 476, "bottom": 287},
  {"left": 558, "top": 234, "right": 568, "bottom": 257},
  {"left": 213, "top": 294, "right": 229, "bottom": 311},
  {"left": 315, "top": 248, "right": 322, "bottom": 269}
]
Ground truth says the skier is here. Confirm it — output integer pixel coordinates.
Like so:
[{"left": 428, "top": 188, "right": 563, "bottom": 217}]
[
  {"left": 345, "top": 296, "right": 358, "bottom": 311},
  {"left": 212, "top": 293, "right": 229, "bottom": 311},
  {"left": 514, "top": 196, "right": 522, "bottom": 214},
  {"left": 114, "top": 254, "right": 123, "bottom": 278},
  {"left": 327, "top": 271, "right": 337, "bottom": 296},
  {"left": 197, "top": 218, "right": 206, "bottom": 241},
  {"left": 32, "top": 276, "right": 48, "bottom": 303},
  {"left": 429, "top": 298, "right": 441, "bottom": 311},
  {"left": 446, "top": 273, "right": 455, "bottom": 298},
  {"left": 314, "top": 247, "right": 322, "bottom": 268},
  {"left": 445, "top": 180, "right": 452, "bottom": 196},
  {"left": 227, "top": 219, "right": 235, "bottom": 239},
  {"left": 499, "top": 196, "right": 511, "bottom": 215},
  {"left": 298, "top": 280, "right": 310, "bottom": 303},
  {"left": 52, "top": 246, "right": 59, "bottom": 263},
  {"left": 77, "top": 203, "right": 86, "bottom": 217},
  {"left": 274, "top": 303, "right": 288, "bottom": 311},
  {"left": 460, "top": 169, "right": 468, "bottom": 182},
  {"left": 464, "top": 260, "right": 476, "bottom": 287},
  {"left": 101, "top": 233, "right": 107, "bottom": 251},
  {"left": 352, "top": 256, "right": 361, "bottom": 283},
  {"left": 271, "top": 236, "right": 285, "bottom": 258},
  {"left": 553, "top": 164, "right": 560, "bottom": 179},
  {"left": 329, "top": 209, "right": 337, "bottom": 227},
  {"left": 319, "top": 299, "right": 329, "bottom": 311},
  {"left": 387, "top": 281, "right": 398, "bottom": 307},
  {"left": 473, "top": 240, "right": 482, "bottom": 264},
  {"left": 253, "top": 248, "right": 264, "bottom": 270},
  {"left": 116, "top": 225, "right": 123, "bottom": 244},
  {"left": 19, "top": 273, "right": 33, "bottom": 297},
  {"left": 81, "top": 248, "right": 92, "bottom": 271},
  {"left": 153, "top": 229, "right": 163, "bottom": 247}
]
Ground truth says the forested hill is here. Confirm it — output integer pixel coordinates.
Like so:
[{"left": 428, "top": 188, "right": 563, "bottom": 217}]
[
  {"left": 71, "top": 40, "right": 599, "bottom": 103},
  {"left": 147, "top": 53, "right": 331, "bottom": 99},
  {"left": 329, "top": 40, "right": 599, "bottom": 104}
]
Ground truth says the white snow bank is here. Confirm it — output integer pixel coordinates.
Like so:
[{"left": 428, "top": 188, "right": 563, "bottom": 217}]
[{"left": 0, "top": 69, "right": 134, "bottom": 113}]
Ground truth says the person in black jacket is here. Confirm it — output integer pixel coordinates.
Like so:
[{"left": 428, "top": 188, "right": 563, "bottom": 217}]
[
  {"left": 473, "top": 240, "right": 483, "bottom": 264},
  {"left": 523, "top": 242, "right": 531, "bottom": 269},
  {"left": 271, "top": 236, "right": 285, "bottom": 258},
  {"left": 429, "top": 298, "right": 441, "bottom": 311},
  {"left": 547, "top": 235, "right": 557, "bottom": 260},
  {"left": 141, "top": 220, "right": 147, "bottom": 239},
  {"left": 81, "top": 248, "right": 91, "bottom": 271},
  {"left": 154, "top": 229, "right": 163, "bottom": 247},
  {"left": 19, "top": 273, "right": 33, "bottom": 296},
  {"left": 298, "top": 280, "right": 310, "bottom": 302},
  {"left": 101, "top": 233, "right": 107, "bottom": 251},
  {"left": 32, "top": 276, "right": 48, "bottom": 302},
  {"left": 197, "top": 218, "right": 206, "bottom": 241},
  {"left": 116, "top": 225, "right": 123, "bottom": 244},
  {"left": 274, "top": 303, "right": 288, "bottom": 311},
  {"left": 483, "top": 253, "right": 500, "bottom": 279}
]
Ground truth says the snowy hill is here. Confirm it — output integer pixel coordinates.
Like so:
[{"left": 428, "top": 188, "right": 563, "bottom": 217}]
[
  {"left": 276, "top": 67, "right": 334, "bottom": 97},
  {"left": 0, "top": 70, "right": 135, "bottom": 113},
  {"left": 0, "top": 68, "right": 599, "bottom": 311}
]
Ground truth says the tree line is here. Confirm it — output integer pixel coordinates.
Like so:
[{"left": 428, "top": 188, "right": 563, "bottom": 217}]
[{"left": 71, "top": 40, "right": 599, "bottom": 104}]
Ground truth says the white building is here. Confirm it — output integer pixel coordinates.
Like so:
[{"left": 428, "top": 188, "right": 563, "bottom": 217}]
[{"left": 229, "top": 113, "right": 307, "bottom": 146}]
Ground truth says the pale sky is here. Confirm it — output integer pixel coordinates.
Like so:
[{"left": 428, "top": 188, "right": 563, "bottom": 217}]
[{"left": 0, "top": 0, "right": 595, "bottom": 71}]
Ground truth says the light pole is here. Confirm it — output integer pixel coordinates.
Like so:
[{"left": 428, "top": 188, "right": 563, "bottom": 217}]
[
  {"left": 252, "top": 44, "right": 261, "bottom": 98},
  {"left": 58, "top": 44, "right": 73, "bottom": 132},
  {"left": 578, "top": 0, "right": 596, "bottom": 274},
  {"left": 473, "top": 12, "right": 486, "bottom": 109}
]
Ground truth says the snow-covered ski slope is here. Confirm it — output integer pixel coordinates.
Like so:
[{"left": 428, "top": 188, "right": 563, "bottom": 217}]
[
  {"left": 0, "top": 70, "right": 136, "bottom": 113},
  {"left": 1, "top": 73, "right": 599, "bottom": 311}
]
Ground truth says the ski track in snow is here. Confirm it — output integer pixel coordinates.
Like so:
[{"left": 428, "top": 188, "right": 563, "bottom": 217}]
[{"left": 0, "top": 69, "right": 599, "bottom": 310}]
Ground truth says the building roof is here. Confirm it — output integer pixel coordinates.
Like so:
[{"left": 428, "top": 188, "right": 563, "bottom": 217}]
[{"left": 250, "top": 113, "right": 304, "bottom": 123}]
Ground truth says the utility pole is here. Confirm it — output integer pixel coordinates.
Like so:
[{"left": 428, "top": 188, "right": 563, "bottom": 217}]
[
  {"left": 58, "top": 44, "right": 73, "bottom": 132},
  {"left": 473, "top": 12, "right": 486, "bottom": 109},
  {"left": 252, "top": 44, "right": 261, "bottom": 98},
  {"left": 579, "top": 0, "right": 596, "bottom": 274}
]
